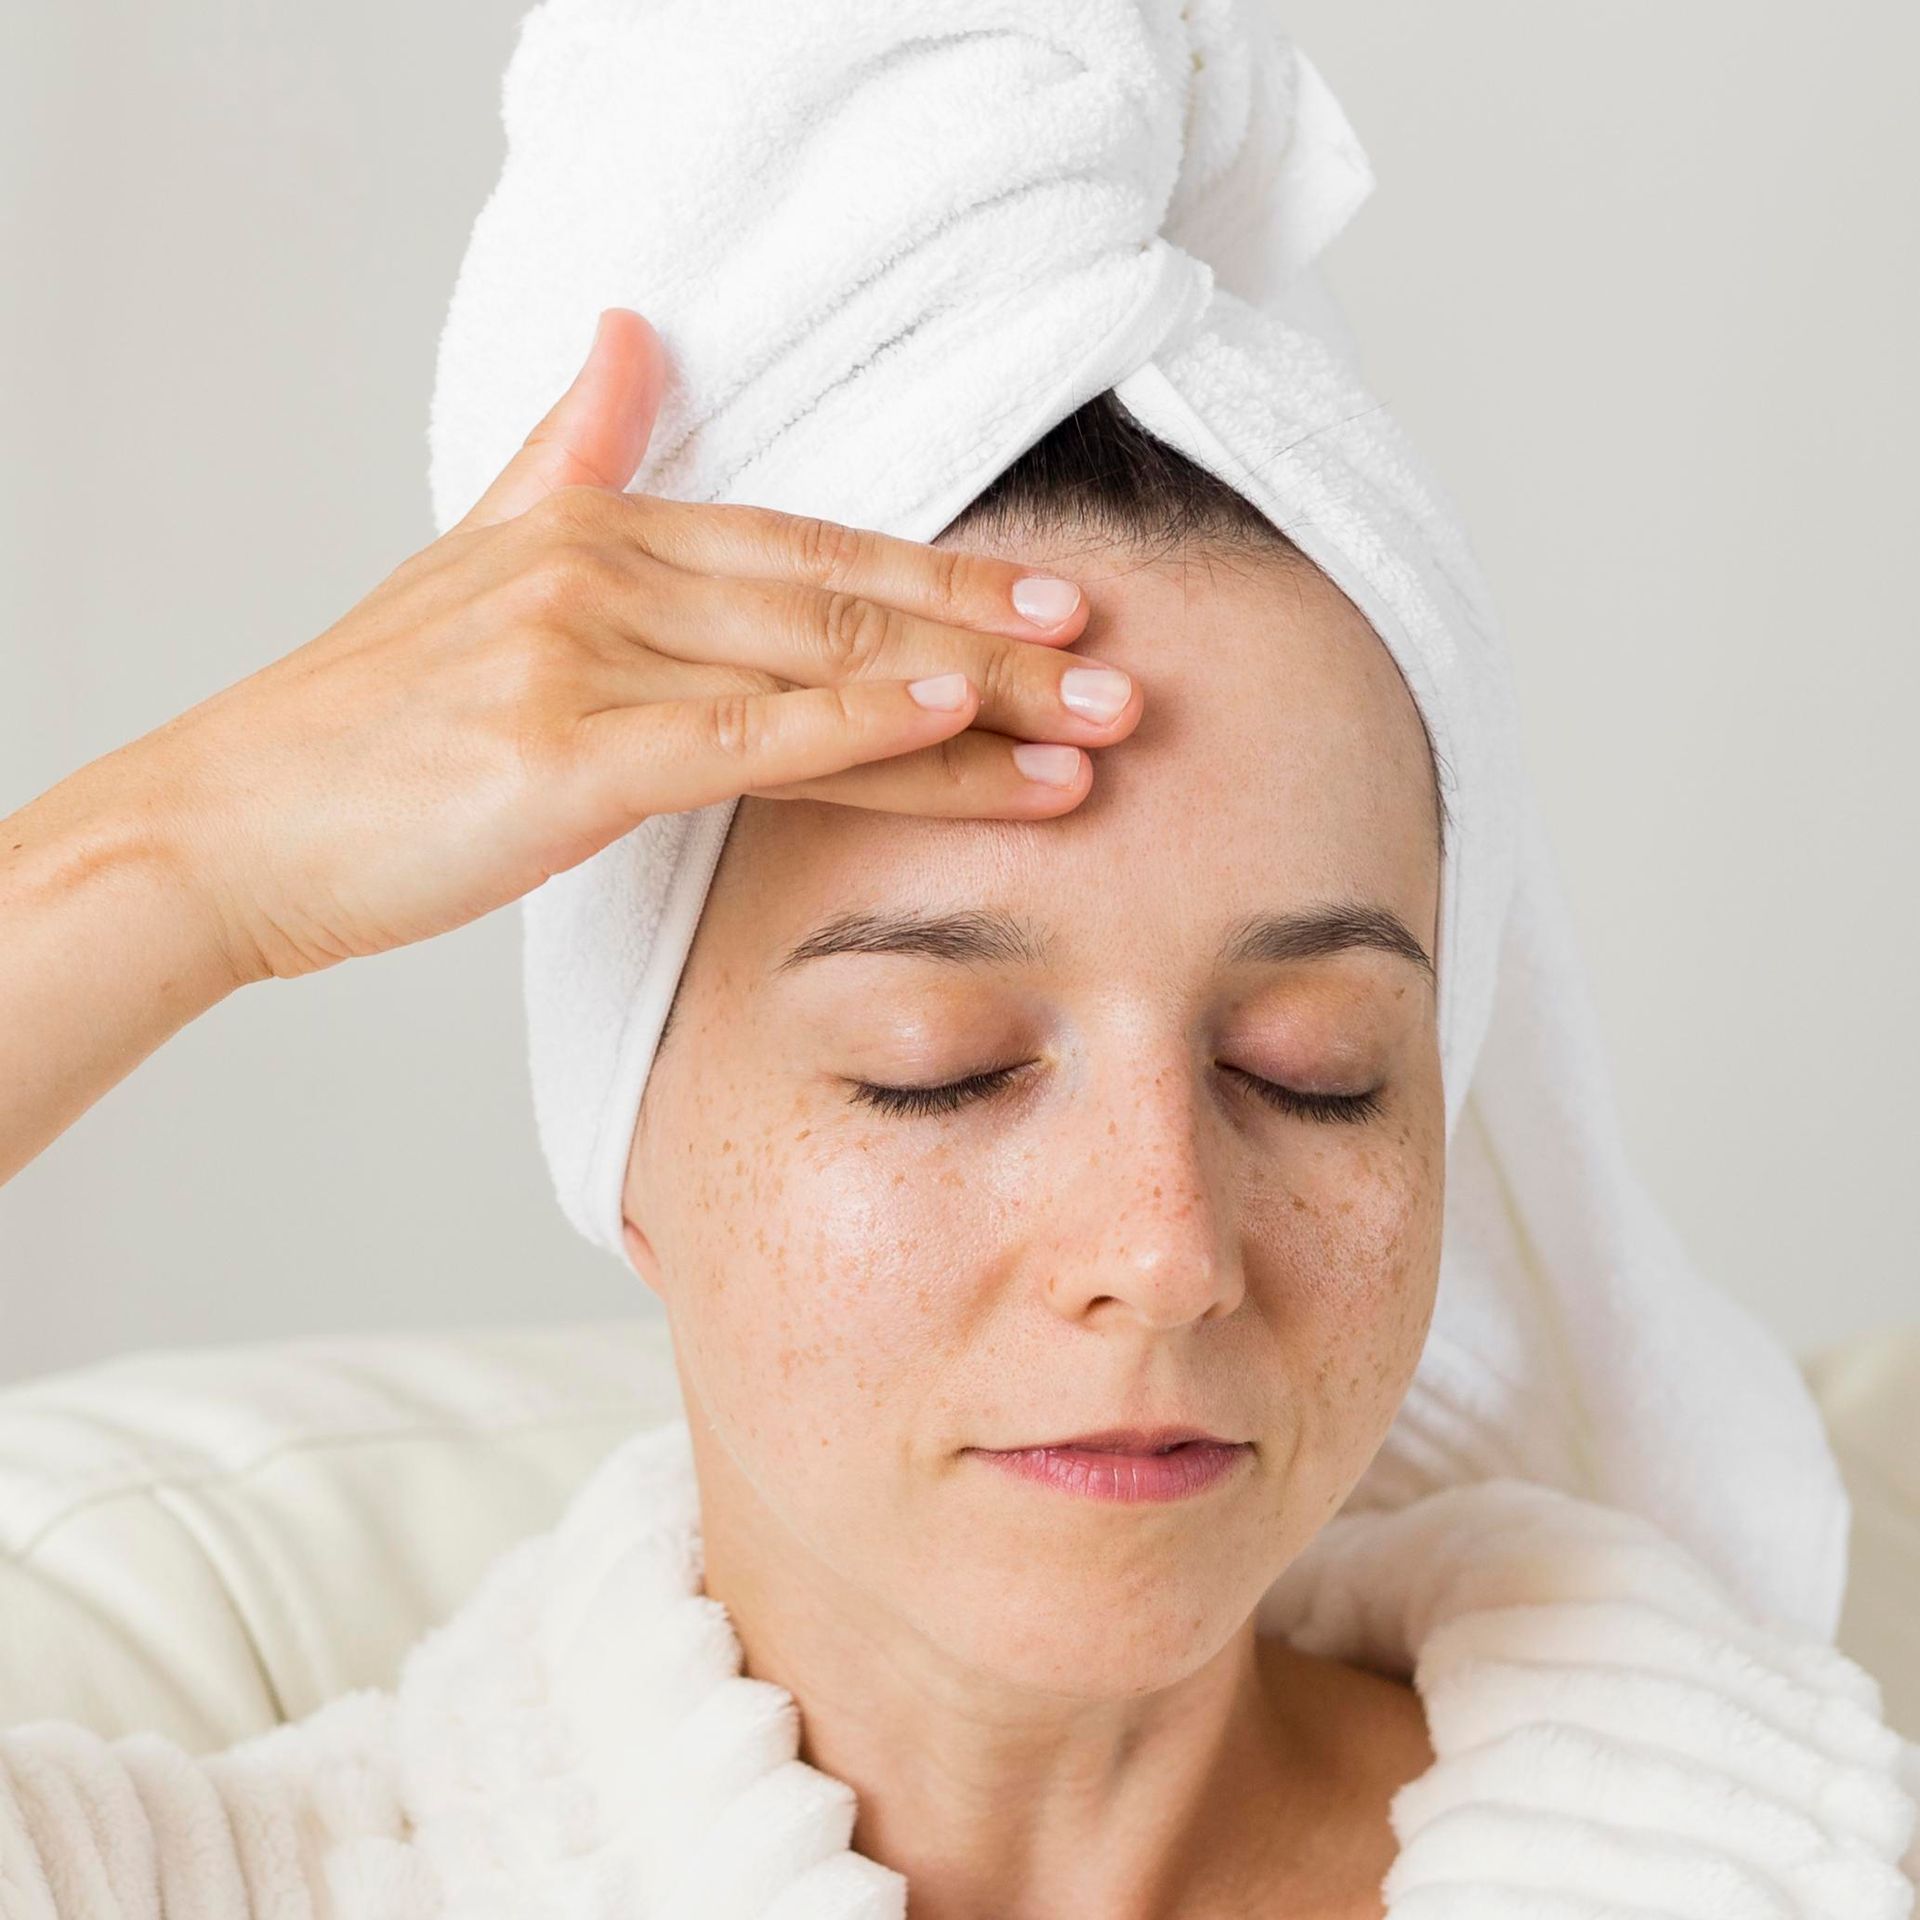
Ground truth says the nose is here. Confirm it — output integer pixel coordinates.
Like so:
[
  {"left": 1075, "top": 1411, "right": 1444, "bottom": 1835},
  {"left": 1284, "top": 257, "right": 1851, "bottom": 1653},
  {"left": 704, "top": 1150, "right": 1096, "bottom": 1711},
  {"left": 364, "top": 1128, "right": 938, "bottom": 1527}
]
[{"left": 1037, "top": 1051, "right": 1246, "bottom": 1333}]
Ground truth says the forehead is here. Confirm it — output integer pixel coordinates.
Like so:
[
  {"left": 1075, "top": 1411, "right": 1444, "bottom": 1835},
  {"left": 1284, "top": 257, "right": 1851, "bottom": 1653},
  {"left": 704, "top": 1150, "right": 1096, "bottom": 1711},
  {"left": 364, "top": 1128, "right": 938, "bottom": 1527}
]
[{"left": 704, "top": 542, "right": 1441, "bottom": 973}]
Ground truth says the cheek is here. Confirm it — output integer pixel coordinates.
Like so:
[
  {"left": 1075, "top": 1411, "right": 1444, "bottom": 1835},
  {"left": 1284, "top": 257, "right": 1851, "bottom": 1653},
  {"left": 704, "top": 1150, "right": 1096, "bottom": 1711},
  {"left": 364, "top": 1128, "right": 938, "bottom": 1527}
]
[
  {"left": 1241, "top": 1106, "right": 1444, "bottom": 1442},
  {"left": 655, "top": 1094, "right": 977, "bottom": 1461}
]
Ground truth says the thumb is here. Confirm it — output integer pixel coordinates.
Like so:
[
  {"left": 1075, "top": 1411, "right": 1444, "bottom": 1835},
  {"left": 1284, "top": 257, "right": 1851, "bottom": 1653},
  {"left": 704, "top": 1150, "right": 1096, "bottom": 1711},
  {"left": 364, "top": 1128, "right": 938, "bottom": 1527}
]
[{"left": 453, "top": 307, "right": 667, "bottom": 533}]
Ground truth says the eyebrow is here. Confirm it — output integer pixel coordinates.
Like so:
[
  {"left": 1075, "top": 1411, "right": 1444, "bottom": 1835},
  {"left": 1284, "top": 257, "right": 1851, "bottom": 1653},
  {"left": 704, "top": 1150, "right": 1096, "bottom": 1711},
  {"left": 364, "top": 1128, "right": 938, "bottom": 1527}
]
[{"left": 773, "top": 903, "right": 1434, "bottom": 986}]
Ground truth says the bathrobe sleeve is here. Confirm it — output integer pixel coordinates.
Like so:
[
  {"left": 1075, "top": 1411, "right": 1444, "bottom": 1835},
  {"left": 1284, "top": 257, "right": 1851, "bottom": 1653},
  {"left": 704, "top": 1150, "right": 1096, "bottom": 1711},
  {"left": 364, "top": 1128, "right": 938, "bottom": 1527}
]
[{"left": 0, "top": 1689, "right": 403, "bottom": 1920}]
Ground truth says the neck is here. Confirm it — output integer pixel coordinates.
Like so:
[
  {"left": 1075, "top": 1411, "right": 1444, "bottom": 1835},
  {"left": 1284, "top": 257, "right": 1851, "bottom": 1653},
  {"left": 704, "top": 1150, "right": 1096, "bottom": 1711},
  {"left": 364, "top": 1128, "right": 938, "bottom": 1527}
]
[{"left": 688, "top": 1415, "right": 1348, "bottom": 1920}]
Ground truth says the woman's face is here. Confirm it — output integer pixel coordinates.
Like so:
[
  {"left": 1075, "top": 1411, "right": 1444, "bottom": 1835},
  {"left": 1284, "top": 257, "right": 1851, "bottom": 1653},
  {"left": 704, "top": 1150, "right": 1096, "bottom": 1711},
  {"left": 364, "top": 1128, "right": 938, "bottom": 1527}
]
[{"left": 623, "top": 536, "right": 1445, "bottom": 1698}]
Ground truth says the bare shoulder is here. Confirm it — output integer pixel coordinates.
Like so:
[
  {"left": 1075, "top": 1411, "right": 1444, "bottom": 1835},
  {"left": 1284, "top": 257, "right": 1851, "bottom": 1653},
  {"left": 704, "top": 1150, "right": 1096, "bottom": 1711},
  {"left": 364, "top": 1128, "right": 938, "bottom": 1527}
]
[
  {"left": 1262, "top": 1632, "right": 1432, "bottom": 1772},
  {"left": 1253, "top": 1636, "right": 1435, "bottom": 1919}
]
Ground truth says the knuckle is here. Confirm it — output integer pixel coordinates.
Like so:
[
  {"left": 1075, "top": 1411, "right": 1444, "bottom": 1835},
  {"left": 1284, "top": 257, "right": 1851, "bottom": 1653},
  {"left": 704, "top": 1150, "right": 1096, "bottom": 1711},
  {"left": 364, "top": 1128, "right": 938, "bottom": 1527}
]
[
  {"left": 607, "top": 488, "right": 672, "bottom": 551},
  {"left": 789, "top": 513, "right": 871, "bottom": 587},
  {"left": 522, "top": 483, "right": 608, "bottom": 538},
  {"left": 816, "top": 590, "right": 895, "bottom": 678},
  {"left": 705, "top": 692, "right": 763, "bottom": 760},
  {"left": 925, "top": 543, "right": 970, "bottom": 620},
  {"left": 826, "top": 683, "right": 862, "bottom": 739},
  {"left": 511, "top": 539, "right": 605, "bottom": 621},
  {"left": 931, "top": 731, "right": 974, "bottom": 795},
  {"left": 973, "top": 637, "right": 1024, "bottom": 711}
]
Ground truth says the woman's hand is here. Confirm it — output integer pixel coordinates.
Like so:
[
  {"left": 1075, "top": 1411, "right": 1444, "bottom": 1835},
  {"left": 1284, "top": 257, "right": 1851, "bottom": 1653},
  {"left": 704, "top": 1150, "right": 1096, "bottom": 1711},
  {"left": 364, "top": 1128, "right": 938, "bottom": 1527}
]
[
  {"left": 135, "top": 308, "right": 1139, "bottom": 986},
  {"left": 0, "top": 307, "right": 1141, "bottom": 1185}
]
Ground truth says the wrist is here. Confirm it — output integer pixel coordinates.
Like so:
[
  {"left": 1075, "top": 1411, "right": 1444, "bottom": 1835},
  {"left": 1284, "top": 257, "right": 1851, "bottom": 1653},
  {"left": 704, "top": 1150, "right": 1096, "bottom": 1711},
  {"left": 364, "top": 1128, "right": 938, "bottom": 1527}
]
[{"left": 2, "top": 755, "right": 264, "bottom": 1004}]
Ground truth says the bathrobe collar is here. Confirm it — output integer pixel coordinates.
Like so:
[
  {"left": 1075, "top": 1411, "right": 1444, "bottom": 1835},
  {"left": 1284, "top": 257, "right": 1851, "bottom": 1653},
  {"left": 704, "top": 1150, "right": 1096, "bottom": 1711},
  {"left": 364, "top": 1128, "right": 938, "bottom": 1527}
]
[{"left": 363, "top": 1417, "right": 1916, "bottom": 1919}]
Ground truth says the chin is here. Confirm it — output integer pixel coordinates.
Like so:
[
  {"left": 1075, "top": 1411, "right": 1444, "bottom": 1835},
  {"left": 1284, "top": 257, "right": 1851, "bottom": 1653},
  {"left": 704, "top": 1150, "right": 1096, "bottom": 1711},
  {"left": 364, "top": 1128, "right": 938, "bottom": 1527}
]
[{"left": 919, "top": 1547, "right": 1249, "bottom": 1700}]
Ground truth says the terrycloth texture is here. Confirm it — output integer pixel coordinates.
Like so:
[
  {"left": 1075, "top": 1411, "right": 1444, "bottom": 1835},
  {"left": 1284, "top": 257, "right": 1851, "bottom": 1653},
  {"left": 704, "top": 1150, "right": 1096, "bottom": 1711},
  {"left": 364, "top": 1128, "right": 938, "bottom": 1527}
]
[
  {"left": 425, "top": 0, "right": 1850, "bottom": 1644},
  {"left": 2, "top": 1418, "right": 1914, "bottom": 1917}
]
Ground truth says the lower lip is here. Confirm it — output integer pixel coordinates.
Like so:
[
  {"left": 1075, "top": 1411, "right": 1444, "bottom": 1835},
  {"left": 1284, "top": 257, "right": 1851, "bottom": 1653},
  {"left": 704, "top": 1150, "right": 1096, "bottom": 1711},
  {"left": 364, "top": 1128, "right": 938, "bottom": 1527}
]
[{"left": 968, "top": 1440, "right": 1251, "bottom": 1503}]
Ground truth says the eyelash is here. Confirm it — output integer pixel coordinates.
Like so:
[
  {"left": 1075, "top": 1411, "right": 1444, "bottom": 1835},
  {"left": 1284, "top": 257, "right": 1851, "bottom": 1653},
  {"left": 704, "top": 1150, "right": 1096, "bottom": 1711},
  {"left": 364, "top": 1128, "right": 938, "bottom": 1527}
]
[{"left": 846, "top": 1063, "right": 1383, "bottom": 1125}]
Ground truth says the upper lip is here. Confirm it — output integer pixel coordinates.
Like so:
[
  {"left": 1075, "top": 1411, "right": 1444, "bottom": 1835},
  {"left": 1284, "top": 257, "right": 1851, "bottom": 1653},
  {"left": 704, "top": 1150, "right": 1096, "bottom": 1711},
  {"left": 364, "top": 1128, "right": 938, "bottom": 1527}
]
[{"left": 995, "top": 1426, "right": 1245, "bottom": 1454}]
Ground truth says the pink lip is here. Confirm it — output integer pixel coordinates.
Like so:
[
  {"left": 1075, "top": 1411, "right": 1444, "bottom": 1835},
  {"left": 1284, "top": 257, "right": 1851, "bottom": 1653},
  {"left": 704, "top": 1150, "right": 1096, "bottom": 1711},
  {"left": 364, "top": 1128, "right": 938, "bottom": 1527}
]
[{"left": 967, "top": 1438, "right": 1252, "bottom": 1504}]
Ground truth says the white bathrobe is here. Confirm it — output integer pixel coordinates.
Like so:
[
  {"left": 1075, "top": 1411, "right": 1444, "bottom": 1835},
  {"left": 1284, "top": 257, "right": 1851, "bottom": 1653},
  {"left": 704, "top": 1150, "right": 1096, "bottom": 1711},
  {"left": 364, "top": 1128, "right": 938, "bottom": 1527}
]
[{"left": 2, "top": 1416, "right": 1914, "bottom": 1918}]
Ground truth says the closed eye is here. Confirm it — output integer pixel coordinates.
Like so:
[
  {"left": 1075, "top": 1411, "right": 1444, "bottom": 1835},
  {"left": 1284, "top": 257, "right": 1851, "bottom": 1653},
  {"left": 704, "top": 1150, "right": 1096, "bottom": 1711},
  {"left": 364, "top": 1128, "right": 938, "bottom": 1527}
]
[
  {"left": 847, "top": 1063, "right": 1027, "bottom": 1118},
  {"left": 1216, "top": 1064, "right": 1383, "bottom": 1125},
  {"left": 846, "top": 1063, "right": 1383, "bottom": 1124}
]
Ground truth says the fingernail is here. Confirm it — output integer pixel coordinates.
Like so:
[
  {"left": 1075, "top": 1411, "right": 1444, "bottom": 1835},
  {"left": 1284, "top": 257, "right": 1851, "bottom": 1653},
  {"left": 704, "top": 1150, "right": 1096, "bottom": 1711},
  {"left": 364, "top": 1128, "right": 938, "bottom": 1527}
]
[
  {"left": 1013, "top": 743, "right": 1083, "bottom": 787},
  {"left": 1058, "top": 665, "right": 1132, "bottom": 722},
  {"left": 1011, "top": 575, "right": 1081, "bottom": 626},
  {"left": 908, "top": 672, "right": 971, "bottom": 710}
]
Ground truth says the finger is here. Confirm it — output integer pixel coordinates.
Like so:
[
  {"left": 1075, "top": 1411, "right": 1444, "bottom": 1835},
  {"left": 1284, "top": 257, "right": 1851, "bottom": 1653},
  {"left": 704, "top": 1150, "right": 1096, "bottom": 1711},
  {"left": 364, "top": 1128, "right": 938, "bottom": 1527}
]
[
  {"left": 748, "top": 728, "right": 1092, "bottom": 818},
  {"left": 600, "top": 493, "right": 1089, "bottom": 647},
  {"left": 571, "top": 634, "right": 1091, "bottom": 816},
  {"left": 601, "top": 563, "right": 1141, "bottom": 752},
  {"left": 452, "top": 308, "right": 667, "bottom": 534},
  {"left": 566, "top": 673, "right": 984, "bottom": 824}
]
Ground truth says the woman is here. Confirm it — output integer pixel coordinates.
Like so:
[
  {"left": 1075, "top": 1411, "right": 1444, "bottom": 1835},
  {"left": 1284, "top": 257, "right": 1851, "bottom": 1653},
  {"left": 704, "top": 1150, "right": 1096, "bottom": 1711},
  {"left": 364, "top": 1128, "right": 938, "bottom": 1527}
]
[
  {"left": 3, "top": 310, "right": 1912, "bottom": 1919},
  {"left": 4, "top": 1, "right": 1916, "bottom": 1913},
  {"left": 0, "top": 306, "right": 1438, "bottom": 1912}
]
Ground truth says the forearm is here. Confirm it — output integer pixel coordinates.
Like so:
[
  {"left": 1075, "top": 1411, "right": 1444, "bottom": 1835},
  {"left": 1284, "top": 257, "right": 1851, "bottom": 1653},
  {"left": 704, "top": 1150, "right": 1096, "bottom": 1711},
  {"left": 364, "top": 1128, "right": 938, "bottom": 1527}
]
[{"left": 0, "top": 751, "right": 248, "bottom": 1187}]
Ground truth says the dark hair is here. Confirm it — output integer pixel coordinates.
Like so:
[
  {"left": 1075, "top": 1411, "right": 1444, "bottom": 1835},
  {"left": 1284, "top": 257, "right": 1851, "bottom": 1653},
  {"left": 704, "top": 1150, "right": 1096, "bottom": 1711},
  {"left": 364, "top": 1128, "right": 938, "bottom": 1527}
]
[
  {"left": 938, "top": 387, "right": 1449, "bottom": 864},
  {"left": 938, "top": 386, "right": 1311, "bottom": 567}
]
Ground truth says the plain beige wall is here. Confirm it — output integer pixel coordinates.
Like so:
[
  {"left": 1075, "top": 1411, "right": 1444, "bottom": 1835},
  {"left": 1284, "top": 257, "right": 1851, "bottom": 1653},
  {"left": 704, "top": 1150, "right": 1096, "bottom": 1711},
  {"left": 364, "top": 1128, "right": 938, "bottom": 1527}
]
[{"left": 2, "top": 3, "right": 1914, "bottom": 1382}]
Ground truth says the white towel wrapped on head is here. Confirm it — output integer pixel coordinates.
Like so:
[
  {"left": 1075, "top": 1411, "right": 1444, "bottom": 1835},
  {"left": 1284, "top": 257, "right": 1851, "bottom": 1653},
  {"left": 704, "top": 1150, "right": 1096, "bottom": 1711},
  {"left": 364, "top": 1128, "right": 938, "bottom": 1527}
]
[{"left": 427, "top": 0, "right": 1851, "bottom": 1649}]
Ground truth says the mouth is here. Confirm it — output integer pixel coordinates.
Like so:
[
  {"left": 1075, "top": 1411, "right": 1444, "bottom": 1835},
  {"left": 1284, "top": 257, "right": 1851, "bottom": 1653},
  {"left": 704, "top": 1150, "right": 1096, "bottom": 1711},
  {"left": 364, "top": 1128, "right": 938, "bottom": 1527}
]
[{"left": 964, "top": 1429, "right": 1253, "bottom": 1504}]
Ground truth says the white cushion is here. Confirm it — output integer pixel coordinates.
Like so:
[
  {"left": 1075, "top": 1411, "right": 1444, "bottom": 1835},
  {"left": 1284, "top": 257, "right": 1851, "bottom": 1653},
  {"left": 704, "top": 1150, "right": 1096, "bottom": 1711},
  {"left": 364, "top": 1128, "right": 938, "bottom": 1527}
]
[
  {"left": 0, "top": 1317, "right": 680, "bottom": 1748},
  {"left": 1, "top": 1314, "right": 1914, "bottom": 1750}
]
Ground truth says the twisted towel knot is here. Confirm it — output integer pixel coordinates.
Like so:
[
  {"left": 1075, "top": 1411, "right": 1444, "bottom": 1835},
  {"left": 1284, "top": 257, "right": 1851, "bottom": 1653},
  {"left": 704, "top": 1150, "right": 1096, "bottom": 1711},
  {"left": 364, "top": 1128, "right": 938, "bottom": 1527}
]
[{"left": 431, "top": 0, "right": 1370, "bottom": 535}]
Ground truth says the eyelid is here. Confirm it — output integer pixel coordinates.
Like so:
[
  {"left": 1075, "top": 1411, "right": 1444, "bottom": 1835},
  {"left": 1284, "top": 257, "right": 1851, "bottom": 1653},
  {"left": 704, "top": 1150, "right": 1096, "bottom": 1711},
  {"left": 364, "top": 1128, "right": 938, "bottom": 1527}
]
[
  {"left": 845, "top": 1060, "right": 1383, "bottom": 1124},
  {"left": 1215, "top": 1063, "right": 1383, "bottom": 1125},
  {"left": 847, "top": 1062, "right": 1029, "bottom": 1118}
]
